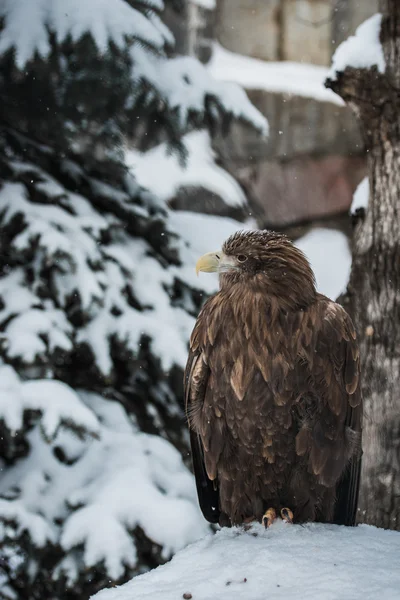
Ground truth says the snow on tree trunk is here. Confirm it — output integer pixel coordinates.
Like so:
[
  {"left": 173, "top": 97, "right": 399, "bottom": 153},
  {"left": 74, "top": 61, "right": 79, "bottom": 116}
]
[{"left": 327, "top": 0, "right": 400, "bottom": 530}]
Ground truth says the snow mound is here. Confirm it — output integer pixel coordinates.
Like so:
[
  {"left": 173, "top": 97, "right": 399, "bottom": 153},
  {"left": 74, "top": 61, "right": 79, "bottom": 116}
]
[
  {"left": 208, "top": 43, "right": 344, "bottom": 106},
  {"left": 92, "top": 523, "right": 400, "bottom": 600},
  {"left": 329, "top": 14, "right": 385, "bottom": 78},
  {"left": 351, "top": 177, "right": 369, "bottom": 214},
  {"left": 295, "top": 228, "right": 351, "bottom": 301}
]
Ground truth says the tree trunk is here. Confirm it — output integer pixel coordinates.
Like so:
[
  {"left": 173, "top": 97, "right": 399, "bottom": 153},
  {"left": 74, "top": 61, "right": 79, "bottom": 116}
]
[{"left": 327, "top": 0, "right": 400, "bottom": 530}]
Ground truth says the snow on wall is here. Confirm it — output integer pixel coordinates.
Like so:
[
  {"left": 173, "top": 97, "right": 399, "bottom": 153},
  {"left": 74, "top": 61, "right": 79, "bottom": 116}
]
[
  {"left": 92, "top": 522, "right": 400, "bottom": 600},
  {"left": 208, "top": 43, "right": 344, "bottom": 106},
  {"left": 329, "top": 14, "right": 385, "bottom": 78},
  {"left": 295, "top": 228, "right": 351, "bottom": 301},
  {"left": 351, "top": 177, "right": 369, "bottom": 214}
]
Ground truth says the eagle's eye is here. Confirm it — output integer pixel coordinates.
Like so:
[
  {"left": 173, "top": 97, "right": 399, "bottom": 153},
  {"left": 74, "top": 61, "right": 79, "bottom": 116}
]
[{"left": 237, "top": 254, "right": 247, "bottom": 263}]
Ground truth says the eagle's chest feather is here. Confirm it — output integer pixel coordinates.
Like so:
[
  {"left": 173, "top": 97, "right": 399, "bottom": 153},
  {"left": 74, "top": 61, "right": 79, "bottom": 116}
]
[{"left": 198, "top": 291, "right": 314, "bottom": 406}]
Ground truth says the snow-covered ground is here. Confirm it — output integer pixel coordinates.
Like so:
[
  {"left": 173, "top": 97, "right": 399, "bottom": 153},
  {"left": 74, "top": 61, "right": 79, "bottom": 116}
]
[{"left": 93, "top": 522, "right": 400, "bottom": 600}]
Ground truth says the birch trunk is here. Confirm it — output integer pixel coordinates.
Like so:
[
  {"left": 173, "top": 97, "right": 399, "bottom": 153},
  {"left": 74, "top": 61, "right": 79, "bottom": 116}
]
[{"left": 327, "top": 0, "right": 400, "bottom": 529}]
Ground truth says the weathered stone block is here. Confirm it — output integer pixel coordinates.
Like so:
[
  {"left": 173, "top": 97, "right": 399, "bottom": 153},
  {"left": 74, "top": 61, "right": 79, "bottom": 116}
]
[
  {"left": 215, "top": 89, "right": 363, "bottom": 165},
  {"left": 238, "top": 154, "right": 366, "bottom": 227},
  {"left": 282, "top": 0, "right": 331, "bottom": 66},
  {"left": 216, "top": 0, "right": 281, "bottom": 61}
]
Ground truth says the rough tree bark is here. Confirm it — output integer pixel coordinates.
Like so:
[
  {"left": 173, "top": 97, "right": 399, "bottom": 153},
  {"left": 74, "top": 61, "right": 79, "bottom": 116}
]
[{"left": 327, "top": 0, "right": 400, "bottom": 530}]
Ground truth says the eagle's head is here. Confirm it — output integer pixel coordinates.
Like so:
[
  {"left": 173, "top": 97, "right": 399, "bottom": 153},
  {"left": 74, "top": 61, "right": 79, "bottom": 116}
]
[{"left": 196, "top": 230, "right": 317, "bottom": 308}]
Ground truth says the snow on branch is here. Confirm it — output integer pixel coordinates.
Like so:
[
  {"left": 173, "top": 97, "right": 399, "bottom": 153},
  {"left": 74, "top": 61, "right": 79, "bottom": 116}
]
[
  {"left": 0, "top": 392, "right": 207, "bottom": 584},
  {"left": 0, "top": 499, "right": 55, "bottom": 547},
  {"left": 329, "top": 14, "right": 385, "bottom": 79},
  {"left": 126, "top": 130, "right": 247, "bottom": 208},
  {"left": 61, "top": 396, "right": 208, "bottom": 580},
  {"left": 0, "top": 365, "right": 99, "bottom": 438},
  {"left": 130, "top": 47, "right": 268, "bottom": 134},
  {"left": 0, "top": 142, "right": 244, "bottom": 377},
  {"left": 0, "top": 0, "right": 172, "bottom": 69}
]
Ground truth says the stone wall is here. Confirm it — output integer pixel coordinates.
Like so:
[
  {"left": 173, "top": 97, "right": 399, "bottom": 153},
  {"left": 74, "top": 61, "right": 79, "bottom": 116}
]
[
  {"left": 211, "top": 0, "right": 379, "bottom": 229},
  {"left": 215, "top": 0, "right": 378, "bottom": 66},
  {"left": 214, "top": 87, "right": 366, "bottom": 227},
  {"left": 163, "top": 1, "right": 377, "bottom": 231}
]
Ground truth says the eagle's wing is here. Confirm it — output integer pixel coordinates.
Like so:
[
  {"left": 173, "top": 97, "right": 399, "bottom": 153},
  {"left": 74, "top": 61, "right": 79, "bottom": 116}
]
[
  {"left": 296, "top": 299, "right": 362, "bottom": 525},
  {"left": 184, "top": 348, "right": 220, "bottom": 524},
  {"left": 325, "top": 304, "right": 362, "bottom": 526}
]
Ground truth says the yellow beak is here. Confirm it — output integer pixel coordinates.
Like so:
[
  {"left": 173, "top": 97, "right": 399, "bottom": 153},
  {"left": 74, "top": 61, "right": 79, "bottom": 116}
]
[{"left": 196, "top": 251, "right": 221, "bottom": 275}]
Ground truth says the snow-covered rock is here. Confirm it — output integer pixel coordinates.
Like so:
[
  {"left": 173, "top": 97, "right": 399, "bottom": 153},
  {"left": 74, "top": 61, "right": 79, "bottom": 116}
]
[{"left": 92, "top": 522, "right": 400, "bottom": 600}]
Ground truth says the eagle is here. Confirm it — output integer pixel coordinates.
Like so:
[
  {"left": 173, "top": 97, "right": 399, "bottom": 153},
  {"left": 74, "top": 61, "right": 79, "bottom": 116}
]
[{"left": 184, "top": 230, "right": 362, "bottom": 528}]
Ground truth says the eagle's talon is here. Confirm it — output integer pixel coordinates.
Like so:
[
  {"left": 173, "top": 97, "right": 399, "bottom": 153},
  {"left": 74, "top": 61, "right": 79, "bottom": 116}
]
[
  {"left": 280, "top": 507, "right": 294, "bottom": 524},
  {"left": 262, "top": 507, "right": 277, "bottom": 528}
]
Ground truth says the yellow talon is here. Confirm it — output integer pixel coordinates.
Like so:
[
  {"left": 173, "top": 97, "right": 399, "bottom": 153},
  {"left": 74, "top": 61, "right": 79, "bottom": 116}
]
[
  {"left": 262, "top": 507, "right": 277, "bottom": 528},
  {"left": 280, "top": 507, "right": 294, "bottom": 523}
]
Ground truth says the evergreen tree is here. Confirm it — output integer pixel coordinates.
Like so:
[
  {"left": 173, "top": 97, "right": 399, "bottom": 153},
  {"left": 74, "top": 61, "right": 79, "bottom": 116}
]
[{"left": 0, "top": 1, "right": 266, "bottom": 598}]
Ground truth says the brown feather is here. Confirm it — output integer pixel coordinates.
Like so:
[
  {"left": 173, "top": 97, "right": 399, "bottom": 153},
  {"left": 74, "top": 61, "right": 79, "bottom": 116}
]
[{"left": 185, "top": 230, "right": 362, "bottom": 527}]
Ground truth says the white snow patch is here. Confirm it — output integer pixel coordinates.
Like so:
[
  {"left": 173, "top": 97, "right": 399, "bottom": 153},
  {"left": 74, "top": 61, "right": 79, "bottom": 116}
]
[
  {"left": 208, "top": 43, "right": 344, "bottom": 106},
  {"left": 296, "top": 228, "right": 351, "bottom": 300},
  {"left": 351, "top": 177, "right": 369, "bottom": 214},
  {"left": 329, "top": 14, "right": 385, "bottom": 78},
  {"left": 126, "top": 131, "right": 246, "bottom": 208},
  {"left": 92, "top": 523, "right": 400, "bottom": 600}
]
